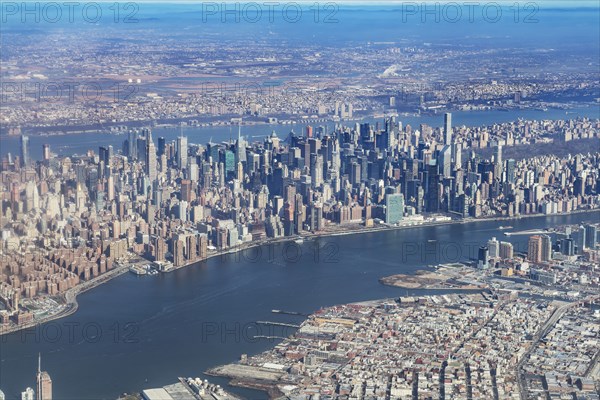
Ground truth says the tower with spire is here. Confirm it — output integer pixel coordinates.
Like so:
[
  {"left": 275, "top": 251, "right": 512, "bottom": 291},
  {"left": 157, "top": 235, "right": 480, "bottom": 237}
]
[
  {"left": 236, "top": 118, "right": 247, "bottom": 164},
  {"left": 145, "top": 128, "right": 157, "bottom": 181},
  {"left": 36, "top": 353, "right": 52, "bottom": 400}
]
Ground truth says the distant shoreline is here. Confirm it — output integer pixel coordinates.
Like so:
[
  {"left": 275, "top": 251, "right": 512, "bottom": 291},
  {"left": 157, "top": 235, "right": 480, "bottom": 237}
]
[
  {"left": 1, "top": 102, "right": 598, "bottom": 138},
  {"left": 1, "top": 207, "right": 597, "bottom": 337}
]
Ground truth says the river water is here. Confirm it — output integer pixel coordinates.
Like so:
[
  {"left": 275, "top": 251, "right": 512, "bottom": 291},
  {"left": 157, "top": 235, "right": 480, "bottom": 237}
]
[
  {"left": 0, "top": 211, "right": 598, "bottom": 399},
  {"left": 1, "top": 105, "right": 598, "bottom": 161}
]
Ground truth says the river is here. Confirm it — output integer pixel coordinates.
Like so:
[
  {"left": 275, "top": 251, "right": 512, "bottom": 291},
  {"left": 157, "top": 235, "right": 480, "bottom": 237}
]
[
  {"left": 0, "top": 211, "right": 598, "bottom": 399},
  {"left": 1, "top": 105, "right": 598, "bottom": 161}
]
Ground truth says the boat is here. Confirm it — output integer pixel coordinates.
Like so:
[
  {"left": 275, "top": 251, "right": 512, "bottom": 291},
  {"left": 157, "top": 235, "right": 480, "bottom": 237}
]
[
  {"left": 427, "top": 239, "right": 437, "bottom": 243},
  {"left": 294, "top": 238, "right": 304, "bottom": 244},
  {"left": 499, "top": 226, "right": 513, "bottom": 230}
]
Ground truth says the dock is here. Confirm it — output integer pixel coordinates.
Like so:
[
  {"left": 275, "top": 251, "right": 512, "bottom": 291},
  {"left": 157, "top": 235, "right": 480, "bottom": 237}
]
[{"left": 256, "top": 321, "right": 300, "bottom": 328}]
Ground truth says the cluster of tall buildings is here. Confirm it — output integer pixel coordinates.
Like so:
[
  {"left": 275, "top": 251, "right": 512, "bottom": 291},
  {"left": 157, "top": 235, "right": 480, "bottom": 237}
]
[
  {"left": 16, "top": 354, "right": 52, "bottom": 400},
  {"left": 528, "top": 224, "right": 598, "bottom": 262},
  {"left": 1, "top": 114, "right": 599, "bottom": 323}
]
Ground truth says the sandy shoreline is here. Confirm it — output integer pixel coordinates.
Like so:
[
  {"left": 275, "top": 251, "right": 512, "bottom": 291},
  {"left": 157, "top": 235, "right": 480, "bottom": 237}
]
[{"left": 1, "top": 208, "right": 597, "bottom": 337}]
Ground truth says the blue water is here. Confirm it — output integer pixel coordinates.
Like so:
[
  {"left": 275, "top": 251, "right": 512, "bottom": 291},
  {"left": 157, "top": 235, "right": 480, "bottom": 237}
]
[
  {"left": 1, "top": 105, "right": 599, "bottom": 161},
  {"left": 0, "top": 212, "right": 598, "bottom": 399}
]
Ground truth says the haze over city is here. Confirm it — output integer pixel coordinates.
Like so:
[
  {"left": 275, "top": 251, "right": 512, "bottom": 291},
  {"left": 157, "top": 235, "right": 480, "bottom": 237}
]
[{"left": 0, "top": 1, "right": 599, "bottom": 400}]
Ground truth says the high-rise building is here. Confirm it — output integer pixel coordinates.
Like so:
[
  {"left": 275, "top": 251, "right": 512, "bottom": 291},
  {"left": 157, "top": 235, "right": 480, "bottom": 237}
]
[
  {"left": 443, "top": 112, "right": 452, "bottom": 145},
  {"left": 136, "top": 135, "right": 147, "bottom": 164},
  {"left": 179, "top": 200, "right": 188, "bottom": 222},
  {"left": 506, "top": 159, "right": 516, "bottom": 184},
  {"left": 177, "top": 134, "right": 188, "bottom": 169},
  {"left": 21, "top": 388, "right": 35, "bottom": 400},
  {"left": 438, "top": 145, "right": 452, "bottom": 177},
  {"left": 157, "top": 137, "right": 166, "bottom": 157},
  {"left": 99, "top": 146, "right": 110, "bottom": 166},
  {"left": 36, "top": 354, "right": 52, "bottom": 400},
  {"left": 540, "top": 234, "right": 552, "bottom": 261},
  {"left": 236, "top": 123, "right": 247, "bottom": 164},
  {"left": 127, "top": 130, "right": 137, "bottom": 160},
  {"left": 181, "top": 179, "right": 193, "bottom": 202},
  {"left": 173, "top": 238, "right": 185, "bottom": 267},
  {"left": 478, "top": 246, "right": 489, "bottom": 269},
  {"left": 561, "top": 237, "right": 574, "bottom": 256},
  {"left": 487, "top": 237, "right": 499, "bottom": 258},
  {"left": 385, "top": 193, "right": 404, "bottom": 225},
  {"left": 20, "top": 134, "right": 30, "bottom": 167},
  {"left": 452, "top": 142, "right": 462, "bottom": 169},
  {"left": 494, "top": 145, "right": 503, "bottom": 179},
  {"left": 499, "top": 241, "right": 513, "bottom": 259},
  {"left": 146, "top": 130, "right": 157, "bottom": 181},
  {"left": 572, "top": 227, "right": 586, "bottom": 255},
  {"left": 310, "top": 154, "right": 323, "bottom": 188},
  {"left": 527, "top": 235, "right": 543, "bottom": 263},
  {"left": 584, "top": 224, "right": 597, "bottom": 248},
  {"left": 42, "top": 144, "right": 50, "bottom": 161}
]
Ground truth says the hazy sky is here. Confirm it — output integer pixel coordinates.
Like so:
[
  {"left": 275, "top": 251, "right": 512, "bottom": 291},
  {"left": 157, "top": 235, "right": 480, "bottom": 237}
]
[{"left": 108, "top": 0, "right": 599, "bottom": 5}]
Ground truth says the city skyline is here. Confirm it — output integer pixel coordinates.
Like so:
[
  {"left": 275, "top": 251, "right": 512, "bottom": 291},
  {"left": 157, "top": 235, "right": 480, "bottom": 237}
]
[{"left": 1, "top": 1, "right": 599, "bottom": 399}]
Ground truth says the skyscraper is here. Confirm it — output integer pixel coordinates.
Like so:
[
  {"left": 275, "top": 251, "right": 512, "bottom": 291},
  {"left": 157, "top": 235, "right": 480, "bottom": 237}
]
[
  {"left": 146, "top": 129, "right": 157, "bottom": 181},
  {"left": 20, "top": 134, "right": 30, "bottom": 167},
  {"left": 21, "top": 388, "right": 34, "bottom": 400},
  {"left": 494, "top": 145, "right": 503, "bottom": 179},
  {"left": 385, "top": 193, "right": 404, "bottom": 225},
  {"left": 572, "top": 227, "right": 585, "bottom": 255},
  {"left": 487, "top": 237, "right": 499, "bottom": 258},
  {"left": 180, "top": 179, "right": 193, "bottom": 202},
  {"left": 310, "top": 154, "right": 323, "bottom": 188},
  {"left": 584, "top": 224, "right": 597, "bottom": 249},
  {"left": 438, "top": 145, "right": 452, "bottom": 177},
  {"left": 157, "top": 136, "right": 166, "bottom": 157},
  {"left": 478, "top": 246, "right": 489, "bottom": 269},
  {"left": 127, "top": 130, "right": 137, "bottom": 160},
  {"left": 540, "top": 234, "right": 552, "bottom": 261},
  {"left": 527, "top": 235, "right": 543, "bottom": 263},
  {"left": 42, "top": 144, "right": 50, "bottom": 161},
  {"left": 236, "top": 122, "right": 247, "bottom": 164},
  {"left": 99, "top": 146, "right": 110, "bottom": 166},
  {"left": 499, "top": 241, "right": 513, "bottom": 259},
  {"left": 443, "top": 112, "right": 452, "bottom": 145},
  {"left": 36, "top": 354, "right": 52, "bottom": 400},
  {"left": 177, "top": 134, "right": 188, "bottom": 169},
  {"left": 506, "top": 159, "right": 516, "bottom": 184}
]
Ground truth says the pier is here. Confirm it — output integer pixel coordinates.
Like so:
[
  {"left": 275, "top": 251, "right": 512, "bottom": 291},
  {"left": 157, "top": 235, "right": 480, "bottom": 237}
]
[
  {"left": 504, "top": 229, "right": 548, "bottom": 236},
  {"left": 256, "top": 321, "right": 300, "bottom": 328},
  {"left": 253, "top": 335, "right": 287, "bottom": 340},
  {"left": 271, "top": 309, "right": 307, "bottom": 316}
]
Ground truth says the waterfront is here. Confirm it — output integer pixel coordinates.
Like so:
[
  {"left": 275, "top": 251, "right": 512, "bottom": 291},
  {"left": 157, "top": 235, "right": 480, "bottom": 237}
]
[
  {"left": 1, "top": 105, "right": 598, "bottom": 161},
  {"left": 0, "top": 212, "right": 598, "bottom": 399}
]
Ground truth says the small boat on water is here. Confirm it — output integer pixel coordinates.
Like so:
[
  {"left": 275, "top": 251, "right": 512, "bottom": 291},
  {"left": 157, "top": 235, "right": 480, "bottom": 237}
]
[
  {"left": 427, "top": 239, "right": 437, "bottom": 243},
  {"left": 499, "top": 226, "right": 513, "bottom": 230},
  {"left": 294, "top": 238, "right": 304, "bottom": 244}
]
